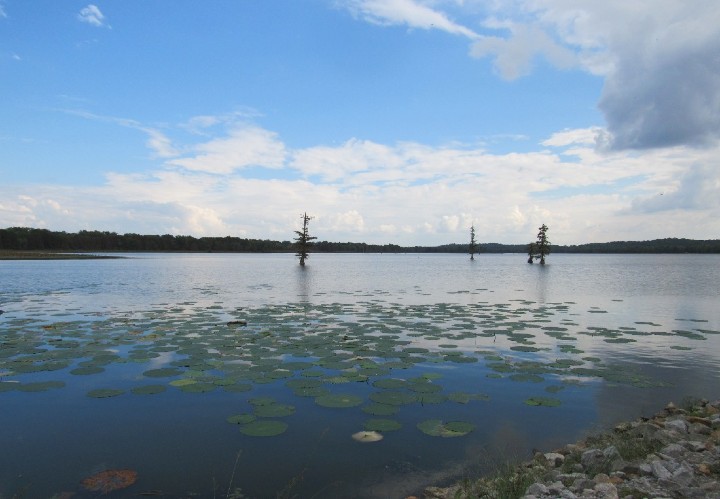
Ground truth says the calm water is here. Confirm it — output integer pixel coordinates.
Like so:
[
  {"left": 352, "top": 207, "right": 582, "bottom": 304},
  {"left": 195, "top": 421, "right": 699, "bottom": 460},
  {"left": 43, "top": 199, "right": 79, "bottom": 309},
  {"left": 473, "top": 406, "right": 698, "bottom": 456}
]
[{"left": 1, "top": 253, "right": 719, "bottom": 498}]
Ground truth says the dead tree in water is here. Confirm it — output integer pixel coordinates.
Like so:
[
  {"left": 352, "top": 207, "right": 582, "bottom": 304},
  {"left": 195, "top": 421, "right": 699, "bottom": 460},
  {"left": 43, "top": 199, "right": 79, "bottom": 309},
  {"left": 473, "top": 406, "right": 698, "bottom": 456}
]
[
  {"left": 294, "top": 212, "right": 316, "bottom": 266},
  {"left": 469, "top": 225, "right": 478, "bottom": 260}
]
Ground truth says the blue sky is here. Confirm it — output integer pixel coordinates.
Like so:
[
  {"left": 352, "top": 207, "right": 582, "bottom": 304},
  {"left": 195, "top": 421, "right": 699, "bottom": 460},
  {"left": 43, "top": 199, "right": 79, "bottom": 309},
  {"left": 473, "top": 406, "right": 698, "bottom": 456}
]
[{"left": 1, "top": 1, "right": 719, "bottom": 245}]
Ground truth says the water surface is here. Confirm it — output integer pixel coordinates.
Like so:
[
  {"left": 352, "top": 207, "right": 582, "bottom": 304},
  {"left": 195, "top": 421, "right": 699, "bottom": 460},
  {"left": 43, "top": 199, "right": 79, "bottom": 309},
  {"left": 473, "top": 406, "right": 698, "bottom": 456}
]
[{"left": 1, "top": 253, "right": 718, "bottom": 498}]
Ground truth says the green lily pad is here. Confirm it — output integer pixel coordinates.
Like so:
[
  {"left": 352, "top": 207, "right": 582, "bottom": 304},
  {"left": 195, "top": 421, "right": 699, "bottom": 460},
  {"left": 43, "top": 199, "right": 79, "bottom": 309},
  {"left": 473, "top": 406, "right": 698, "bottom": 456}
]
[
  {"left": 70, "top": 366, "right": 105, "bottom": 376},
  {"left": 239, "top": 420, "right": 288, "bottom": 437},
  {"left": 254, "top": 403, "right": 295, "bottom": 418},
  {"left": 178, "top": 382, "right": 216, "bottom": 393},
  {"left": 368, "top": 390, "right": 417, "bottom": 406},
  {"left": 17, "top": 381, "right": 66, "bottom": 392},
  {"left": 87, "top": 388, "right": 125, "bottom": 398},
  {"left": 417, "top": 419, "right": 475, "bottom": 437},
  {"left": 372, "top": 378, "right": 407, "bottom": 389},
  {"left": 227, "top": 414, "right": 256, "bottom": 425},
  {"left": 169, "top": 378, "right": 197, "bottom": 387},
  {"left": 131, "top": 385, "right": 166, "bottom": 395},
  {"left": 363, "top": 418, "right": 402, "bottom": 432},
  {"left": 525, "top": 397, "right": 561, "bottom": 407},
  {"left": 361, "top": 403, "right": 400, "bottom": 416},
  {"left": 143, "top": 367, "right": 184, "bottom": 377},
  {"left": 509, "top": 374, "right": 544, "bottom": 383},
  {"left": 315, "top": 394, "right": 364, "bottom": 408}
]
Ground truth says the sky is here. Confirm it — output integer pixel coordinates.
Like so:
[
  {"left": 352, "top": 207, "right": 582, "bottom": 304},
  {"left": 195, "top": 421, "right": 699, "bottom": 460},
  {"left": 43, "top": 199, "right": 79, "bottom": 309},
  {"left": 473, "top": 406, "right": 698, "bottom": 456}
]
[{"left": 1, "top": 1, "right": 719, "bottom": 246}]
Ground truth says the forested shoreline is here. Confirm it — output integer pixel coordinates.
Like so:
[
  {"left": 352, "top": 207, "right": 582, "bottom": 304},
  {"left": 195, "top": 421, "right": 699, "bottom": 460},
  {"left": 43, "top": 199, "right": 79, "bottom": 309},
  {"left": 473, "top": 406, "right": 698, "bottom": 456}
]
[{"left": 1, "top": 227, "right": 719, "bottom": 254}]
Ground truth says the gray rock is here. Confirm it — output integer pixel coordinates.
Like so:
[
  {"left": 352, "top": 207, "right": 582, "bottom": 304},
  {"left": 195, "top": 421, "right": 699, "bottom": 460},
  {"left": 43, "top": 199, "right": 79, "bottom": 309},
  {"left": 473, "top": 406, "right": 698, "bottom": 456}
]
[
  {"left": 548, "top": 480, "right": 567, "bottom": 494},
  {"left": 593, "top": 482, "right": 619, "bottom": 499},
  {"left": 526, "top": 483, "right": 549, "bottom": 496},
  {"left": 661, "top": 443, "right": 687, "bottom": 458},
  {"left": 689, "top": 423, "right": 711, "bottom": 435},
  {"left": 651, "top": 460, "right": 672, "bottom": 480},
  {"left": 665, "top": 419, "right": 688, "bottom": 434},
  {"left": 671, "top": 461, "right": 695, "bottom": 487},
  {"left": 545, "top": 452, "right": 565, "bottom": 467},
  {"left": 683, "top": 440, "right": 707, "bottom": 452},
  {"left": 581, "top": 449, "right": 605, "bottom": 471},
  {"left": 571, "top": 478, "right": 596, "bottom": 492}
]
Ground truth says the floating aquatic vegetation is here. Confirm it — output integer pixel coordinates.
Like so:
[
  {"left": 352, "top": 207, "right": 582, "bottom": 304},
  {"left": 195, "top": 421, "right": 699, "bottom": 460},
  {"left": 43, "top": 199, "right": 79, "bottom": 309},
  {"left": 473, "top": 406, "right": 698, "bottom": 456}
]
[
  {"left": 17, "top": 380, "right": 65, "bottom": 392},
  {"left": 239, "top": 420, "right": 288, "bottom": 437},
  {"left": 509, "top": 374, "right": 544, "bottom": 383},
  {"left": 315, "top": 393, "right": 364, "bottom": 408},
  {"left": 525, "top": 397, "right": 561, "bottom": 407},
  {"left": 545, "top": 385, "right": 565, "bottom": 394},
  {"left": 253, "top": 403, "right": 295, "bottom": 418},
  {"left": 81, "top": 469, "right": 138, "bottom": 495},
  {"left": 178, "top": 382, "right": 216, "bottom": 393},
  {"left": 672, "top": 330, "right": 706, "bottom": 340},
  {"left": 417, "top": 419, "right": 475, "bottom": 437},
  {"left": 368, "top": 390, "right": 417, "bottom": 406},
  {"left": 361, "top": 403, "right": 400, "bottom": 416},
  {"left": 87, "top": 388, "right": 125, "bottom": 398},
  {"left": 226, "top": 414, "right": 256, "bottom": 425},
  {"left": 131, "top": 385, "right": 166, "bottom": 395},
  {"left": 352, "top": 430, "right": 383, "bottom": 442},
  {"left": 363, "top": 418, "right": 402, "bottom": 432},
  {"left": 143, "top": 367, "right": 183, "bottom": 378}
]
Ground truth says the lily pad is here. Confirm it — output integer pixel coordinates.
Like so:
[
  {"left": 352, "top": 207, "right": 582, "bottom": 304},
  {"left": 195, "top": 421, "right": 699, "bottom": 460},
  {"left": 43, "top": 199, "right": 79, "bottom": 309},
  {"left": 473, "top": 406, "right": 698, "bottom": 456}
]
[
  {"left": 361, "top": 403, "right": 399, "bottom": 416},
  {"left": 363, "top": 418, "right": 402, "bottom": 432},
  {"left": 131, "top": 385, "right": 166, "bottom": 395},
  {"left": 17, "top": 380, "right": 66, "bottom": 392},
  {"left": 226, "top": 414, "right": 256, "bottom": 425},
  {"left": 315, "top": 393, "right": 364, "bottom": 408},
  {"left": 524, "top": 397, "right": 561, "bottom": 407},
  {"left": 87, "top": 388, "right": 125, "bottom": 398},
  {"left": 239, "top": 420, "right": 288, "bottom": 437},
  {"left": 369, "top": 390, "right": 417, "bottom": 406},
  {"left": 417, "top": 419, "right": 475, "bottom": 437},
  {"left": 351, "top": 430, "right": 383, "bottom": 442},
  {"left": 254, "top": 403, "right": 296, "bottom": 418}
]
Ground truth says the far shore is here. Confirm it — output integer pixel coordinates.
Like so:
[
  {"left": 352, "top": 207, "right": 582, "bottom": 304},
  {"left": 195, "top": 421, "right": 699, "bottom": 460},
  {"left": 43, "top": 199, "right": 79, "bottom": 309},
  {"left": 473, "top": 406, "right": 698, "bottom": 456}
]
[{"left": 0, "top": 250, "right": 124, "bottom": 260}]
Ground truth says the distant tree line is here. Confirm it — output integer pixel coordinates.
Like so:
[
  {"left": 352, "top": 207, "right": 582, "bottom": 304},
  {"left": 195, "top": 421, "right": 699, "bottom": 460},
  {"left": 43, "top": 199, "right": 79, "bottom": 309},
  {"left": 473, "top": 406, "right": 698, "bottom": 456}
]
[{"left": 1, "top": 227, "right": 719, "bottom": 254}]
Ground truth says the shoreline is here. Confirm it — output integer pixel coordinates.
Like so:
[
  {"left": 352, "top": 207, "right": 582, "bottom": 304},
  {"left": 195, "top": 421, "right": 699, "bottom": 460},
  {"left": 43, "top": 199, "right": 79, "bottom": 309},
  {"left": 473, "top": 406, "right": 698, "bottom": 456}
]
[
  {"left": 423, "top": 398, "right": 720, "bottom": 498},
  {"left": 0, "top": 250, "right": 123, "bottom": 260}
]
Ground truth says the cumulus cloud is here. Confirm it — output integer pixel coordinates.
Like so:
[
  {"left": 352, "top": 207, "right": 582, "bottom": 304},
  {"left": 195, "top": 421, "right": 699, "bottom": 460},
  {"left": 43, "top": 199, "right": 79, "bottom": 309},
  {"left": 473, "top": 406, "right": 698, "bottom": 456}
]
[
  {"left": 343, "top": 0, "right": 478, "bottom": 38},
  {"left": 344, "top": 1, "right": 720, "bottom": 150},
  {"left": 629, "top": 163, "right": 720, "bottom": 214},
  {"left": 470, "top": 24, "right": 578, "bottom": 80},
  {"left": 5, "top": 114, "right": 720, "bottom": 244},
  {"left": 78, "top": 4, "right": 109, "bottom": 28},
  {"left": 470, "top": 1, "right": 720, "bottom": 150},
  {"left": 168, "top": 126, "right": 286, "bottom": 174}
]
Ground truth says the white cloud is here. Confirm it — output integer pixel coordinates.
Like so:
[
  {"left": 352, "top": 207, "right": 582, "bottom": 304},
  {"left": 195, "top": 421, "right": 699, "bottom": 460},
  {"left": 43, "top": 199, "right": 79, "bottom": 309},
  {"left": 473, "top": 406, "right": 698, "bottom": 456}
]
[
  {"left": 6, "top": 116, "right": 719, "bottom": 245},
  {"left": 345, "top": 1, "right": 720, "bottom": 150},
  {"left": 78, "top": 4, "right": 109, "bottom": 28},
  {"left": 168, "top": 126, "right": 287, "bottom": 174},
  {"left": 343, "top": 0, "right": 478, "bottom": 38},
  {"left": 470, "top": 24, "right": 578, "bottom": 79},
  {"left": 143, "top": 128, "right": 179, "bottom": 158},
  {"left": 467, "top": 1, "right": 720, "bottom": 149}
]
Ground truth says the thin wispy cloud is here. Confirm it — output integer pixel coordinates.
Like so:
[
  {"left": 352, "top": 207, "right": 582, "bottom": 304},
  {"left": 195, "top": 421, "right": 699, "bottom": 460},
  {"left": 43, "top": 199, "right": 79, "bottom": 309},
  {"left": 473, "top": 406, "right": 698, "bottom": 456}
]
[
  {"left": 343, "top": 0, "right": 478, "bottom": 38},
  {"left": 78, "top": 4, "right": 109, "bottom": 28}
]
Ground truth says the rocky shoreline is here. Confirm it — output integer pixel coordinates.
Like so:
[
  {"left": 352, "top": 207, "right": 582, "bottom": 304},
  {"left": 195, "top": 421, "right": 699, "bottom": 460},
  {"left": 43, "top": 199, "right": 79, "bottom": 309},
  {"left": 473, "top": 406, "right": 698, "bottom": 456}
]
[{"left": 424, "top": 398, "right": 720, "bottom": 499}]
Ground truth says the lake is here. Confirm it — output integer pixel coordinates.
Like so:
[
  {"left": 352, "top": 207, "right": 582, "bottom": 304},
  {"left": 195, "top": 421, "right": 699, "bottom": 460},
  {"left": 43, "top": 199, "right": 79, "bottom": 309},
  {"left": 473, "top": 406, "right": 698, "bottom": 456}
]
[{"left": 1, "top": 253, "right": 719, "bottom": 498}]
